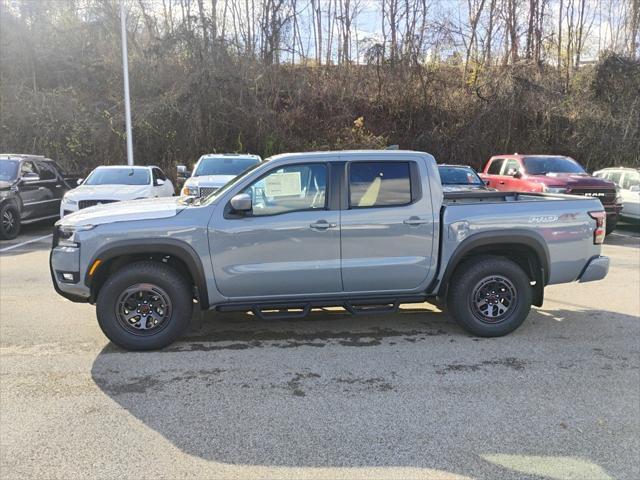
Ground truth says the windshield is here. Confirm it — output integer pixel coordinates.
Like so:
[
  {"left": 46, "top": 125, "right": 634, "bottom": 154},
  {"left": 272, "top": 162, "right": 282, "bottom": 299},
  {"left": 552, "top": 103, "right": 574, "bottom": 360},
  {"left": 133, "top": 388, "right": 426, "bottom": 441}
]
[
  {"left": 194, "top": 157, "right": 260, "bottom": 176},
  {"left": 438, "top": 166, "right": 483, "bottom": 185},
  {"left": 0, "top": 160, "right": 20, "bottom": 182},
  {"left": 523, "top": 156, "right": 586, "bottom": 175},
  {"left": 84, "top": 168, "right": 150, "bottom": 186}
]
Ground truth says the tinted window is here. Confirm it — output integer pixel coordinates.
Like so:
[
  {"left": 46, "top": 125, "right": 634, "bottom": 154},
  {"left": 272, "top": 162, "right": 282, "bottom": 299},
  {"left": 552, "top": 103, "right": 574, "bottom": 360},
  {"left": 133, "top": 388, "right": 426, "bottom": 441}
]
[
  {"left": 0, "top": 160, "right": 19, "bottom": 181},
  {"left": 522, "top": 156, "right": 586, "bottom": 175},
  {"left": 84, "top": 168, "right": 150, "bottom": 186},
  {"left": 438, "top": 166, "right": 483, "bottom": 185},
  {"left": 35, "top": 161, "right": 57, "bottom": 180},
  {"left": 195, "top": 157, "right": 260, "bottom": 176},
  {"left": 349, "top": 162, "right": 411, "bottom": 208},
  {"left": 152, "top": 168, "right": 167, "bottom": 185},
  {"left": 243, "top": 163, "right": 327, "bottom": 216},
  {"left": 487, "top": 159, "right": 504, "bottom": 175}
]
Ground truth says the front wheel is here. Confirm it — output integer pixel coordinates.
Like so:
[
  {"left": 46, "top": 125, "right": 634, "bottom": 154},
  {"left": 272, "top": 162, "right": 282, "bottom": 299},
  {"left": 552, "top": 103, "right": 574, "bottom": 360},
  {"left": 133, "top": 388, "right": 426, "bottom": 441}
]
[
  {"left": 96, "top": 261, "right": 193, "bottom": 350},
  {"left": 447, "top": 256, "right": 533, "bottom": 337}
]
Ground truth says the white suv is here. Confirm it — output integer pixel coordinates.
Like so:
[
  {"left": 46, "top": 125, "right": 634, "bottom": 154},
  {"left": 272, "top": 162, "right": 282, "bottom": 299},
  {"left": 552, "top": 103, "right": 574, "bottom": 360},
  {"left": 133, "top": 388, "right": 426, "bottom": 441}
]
[
  {"left": 593, "top": 167, "right": 640, "bottom": 222},
  {"left": 178, "top": 153, "right": 262, "bottom": 198},
  {"left": 60, "top": 165, "right": 174, "bottom": 217}
]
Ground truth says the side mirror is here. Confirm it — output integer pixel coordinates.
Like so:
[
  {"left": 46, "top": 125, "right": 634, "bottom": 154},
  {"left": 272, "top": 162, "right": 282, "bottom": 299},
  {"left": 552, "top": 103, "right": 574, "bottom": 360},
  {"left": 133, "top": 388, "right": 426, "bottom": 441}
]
[
  {"left": 177, "top": 165, "right": 190, "bottom": 179},
  {"left": 483, "top": 179, "right": 490, "bottom": 185},
  {"left": 155, "top": 178, "right": 165, "bottom": 186},
  {"left": 230, "top": 193, "right": 252, "bottom": 212},
  {"left": 77, "top": 178, "right": 84, "bottom": 186},
  {"left": 22, "top": 172, "right": 40, "bottom": 183},
  {"left": 513, "top": 170, "right": 523, "bottom": 179}
]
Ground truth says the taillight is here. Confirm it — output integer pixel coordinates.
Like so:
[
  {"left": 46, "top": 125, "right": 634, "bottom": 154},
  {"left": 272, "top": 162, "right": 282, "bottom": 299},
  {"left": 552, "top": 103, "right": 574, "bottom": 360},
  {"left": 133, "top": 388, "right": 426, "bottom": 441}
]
[{"left": 589, "top": 211, "right": 606, "bottom": 244}]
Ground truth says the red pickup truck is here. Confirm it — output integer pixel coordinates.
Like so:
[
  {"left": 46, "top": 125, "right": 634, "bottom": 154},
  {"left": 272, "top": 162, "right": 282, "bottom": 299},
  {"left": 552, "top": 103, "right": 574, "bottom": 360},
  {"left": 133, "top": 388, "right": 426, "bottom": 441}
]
[{"left": 479, "top": 154, "right": 622, "bottom": 234}]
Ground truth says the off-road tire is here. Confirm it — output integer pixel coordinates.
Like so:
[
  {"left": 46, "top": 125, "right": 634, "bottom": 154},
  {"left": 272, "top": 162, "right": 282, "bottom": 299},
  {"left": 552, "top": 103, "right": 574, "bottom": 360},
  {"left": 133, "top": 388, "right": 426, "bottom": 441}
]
[
  {"left": 447, "top": 255, "right": 533, "bottom": 337},
  {"left": 96, "top": 261, "right": 193, "bottom": 350}
]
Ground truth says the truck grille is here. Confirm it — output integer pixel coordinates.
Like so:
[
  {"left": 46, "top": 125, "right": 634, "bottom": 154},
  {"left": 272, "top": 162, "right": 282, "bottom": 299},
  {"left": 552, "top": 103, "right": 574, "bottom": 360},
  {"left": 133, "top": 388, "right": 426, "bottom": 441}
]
[
  {"left": 198, "top": 187, "right": 218, "bottom": 197},
  {"left": 568, "top": 188, "right": 617, "bottom": 205},
  {"left": 78, "top": 199, "right": 119, "bottom": 210}
]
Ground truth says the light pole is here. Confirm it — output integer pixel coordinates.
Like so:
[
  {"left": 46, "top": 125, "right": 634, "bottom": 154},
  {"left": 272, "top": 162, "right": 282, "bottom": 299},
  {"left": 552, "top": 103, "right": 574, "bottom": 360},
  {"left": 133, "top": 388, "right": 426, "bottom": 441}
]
[{"left": 120, "top": 0, "right": 134, "bottom": 165}]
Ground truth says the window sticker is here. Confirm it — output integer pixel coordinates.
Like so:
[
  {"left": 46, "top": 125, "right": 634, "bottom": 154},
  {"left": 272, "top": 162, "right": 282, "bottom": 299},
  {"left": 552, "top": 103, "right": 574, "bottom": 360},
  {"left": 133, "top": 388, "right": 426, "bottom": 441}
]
[{"left": 264, "top": 171, "right": 302, "bottom": 197}]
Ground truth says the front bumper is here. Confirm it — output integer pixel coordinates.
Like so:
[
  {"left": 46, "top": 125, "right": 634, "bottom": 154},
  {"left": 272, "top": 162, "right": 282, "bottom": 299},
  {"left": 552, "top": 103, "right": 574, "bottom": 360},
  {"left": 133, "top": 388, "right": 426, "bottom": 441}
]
[
  {"left": 49, "top": 239, "right": 90, "bottom": 303},
  {"left": 578, "top": 255, "right": 609, "bottom": 283}
]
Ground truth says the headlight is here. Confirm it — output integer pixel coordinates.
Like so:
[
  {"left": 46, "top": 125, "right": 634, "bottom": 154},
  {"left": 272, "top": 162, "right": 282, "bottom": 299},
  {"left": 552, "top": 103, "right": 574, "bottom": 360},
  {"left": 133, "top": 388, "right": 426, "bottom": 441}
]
[
  {"left": 57, "top": 224, "right": 95, "bottom": 248},
  {"left": 544, "top": 186, "right": 568, "bottom": 194},
  {"left": 181, "top": 185, "right": 199, "bottom": 196},
  {"left": 62, "top": 196, "right": 78, "bottom": 206}
]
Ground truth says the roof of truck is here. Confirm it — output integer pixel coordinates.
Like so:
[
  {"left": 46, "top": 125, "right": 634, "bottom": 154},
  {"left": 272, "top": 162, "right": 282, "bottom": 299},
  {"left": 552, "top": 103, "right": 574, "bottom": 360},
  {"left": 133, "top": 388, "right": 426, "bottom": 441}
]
[{"left": 268, "top": 150, "right": 432, "bottom": 162}]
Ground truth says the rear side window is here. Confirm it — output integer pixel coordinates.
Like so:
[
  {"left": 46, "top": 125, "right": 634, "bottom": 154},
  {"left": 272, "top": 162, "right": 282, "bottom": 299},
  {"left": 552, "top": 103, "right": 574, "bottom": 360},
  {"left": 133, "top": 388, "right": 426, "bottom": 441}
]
[
  {"left": 622, "top": 172, "right": 639, "bottom": 189},
  {"left": 349, "top": 162, "right": 411, "bottom": 208},
  {"left": 487, "top": 159, "right": 504, "bottom": 175}
]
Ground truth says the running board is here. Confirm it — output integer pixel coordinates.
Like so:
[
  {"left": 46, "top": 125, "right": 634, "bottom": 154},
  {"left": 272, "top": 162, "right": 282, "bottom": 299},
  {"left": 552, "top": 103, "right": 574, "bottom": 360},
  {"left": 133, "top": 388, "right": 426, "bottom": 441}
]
[{"left": 216, "top": 296, "right": 422, "bottom": 320}]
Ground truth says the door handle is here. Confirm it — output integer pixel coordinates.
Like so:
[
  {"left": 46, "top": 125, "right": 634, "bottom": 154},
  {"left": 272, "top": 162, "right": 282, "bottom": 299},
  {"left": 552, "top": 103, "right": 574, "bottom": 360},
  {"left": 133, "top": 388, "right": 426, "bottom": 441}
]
[
  {"left": 403, "top": 216, "right": 428, "bottom": 226},
  {"left": 310, "top": 220, "right": 336, "bottom": 230},
  {"left": 499, "top": 181, "right": 505, "bottom": 185}
]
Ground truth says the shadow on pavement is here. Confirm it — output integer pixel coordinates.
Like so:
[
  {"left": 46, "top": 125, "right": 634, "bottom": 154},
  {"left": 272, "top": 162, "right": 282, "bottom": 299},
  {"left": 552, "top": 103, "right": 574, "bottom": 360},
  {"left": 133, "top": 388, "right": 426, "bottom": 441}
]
[{"left": 90, "top": 306, "right": 636, "bottom": 478}]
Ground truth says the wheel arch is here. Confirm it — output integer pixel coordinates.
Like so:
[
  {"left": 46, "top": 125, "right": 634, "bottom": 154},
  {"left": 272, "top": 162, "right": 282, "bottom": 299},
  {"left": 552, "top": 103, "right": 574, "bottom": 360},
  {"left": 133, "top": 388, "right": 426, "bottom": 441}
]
[
  {"left": 85, "top": 239, "right": 209, "bottom": 309},
  {"left": 437, "top": 230, "right": 550, "bottom": 307}
]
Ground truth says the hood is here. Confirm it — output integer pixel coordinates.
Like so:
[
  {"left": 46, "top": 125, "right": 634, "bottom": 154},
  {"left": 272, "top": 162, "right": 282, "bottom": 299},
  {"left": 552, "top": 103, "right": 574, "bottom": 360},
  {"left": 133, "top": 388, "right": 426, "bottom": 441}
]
[
  {"left": 184, "top": 175, "right": 236, "bottom": 189},
  {"left": 526, "top": 173, "right": 617, "bottom": 189},
  {"left": 57, "top": 196, "right": 185, "bottom": 227},
  {"left": 442, "top": 184, "right": 493, "bottom": 192},
  {"left": 65, "top": 184, "right": 151, "bottom": 201},
  {"left": 0, "top": 180, "right": 16, "bottom": 190}
]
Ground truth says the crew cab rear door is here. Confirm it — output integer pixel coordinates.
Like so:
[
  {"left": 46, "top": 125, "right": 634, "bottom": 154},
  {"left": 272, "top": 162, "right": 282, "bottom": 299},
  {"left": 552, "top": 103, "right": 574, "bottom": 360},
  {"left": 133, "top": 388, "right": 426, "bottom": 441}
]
[{"left": 340, "top": 156, "right": 435, "bottom": 292}]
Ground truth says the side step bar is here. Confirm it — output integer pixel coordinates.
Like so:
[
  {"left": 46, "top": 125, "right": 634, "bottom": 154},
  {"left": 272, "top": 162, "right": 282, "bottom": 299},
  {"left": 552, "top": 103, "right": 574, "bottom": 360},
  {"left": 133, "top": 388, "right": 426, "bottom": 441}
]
[{"left": 216, "top": 296, "right": 423, "bottom": 320}]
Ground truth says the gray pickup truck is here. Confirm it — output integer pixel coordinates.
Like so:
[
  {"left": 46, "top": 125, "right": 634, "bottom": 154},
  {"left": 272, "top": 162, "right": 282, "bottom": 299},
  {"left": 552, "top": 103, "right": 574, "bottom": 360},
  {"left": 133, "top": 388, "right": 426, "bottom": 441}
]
[{"left": 50, "top": 151, "right": 609, "bottom": 350}]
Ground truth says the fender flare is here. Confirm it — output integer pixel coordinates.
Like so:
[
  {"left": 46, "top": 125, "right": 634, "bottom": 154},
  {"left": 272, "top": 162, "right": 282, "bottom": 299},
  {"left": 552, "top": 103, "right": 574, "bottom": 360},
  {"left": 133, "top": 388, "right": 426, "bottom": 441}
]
[
  {"left": 436, "top": 229, "right": 550, "bottom": 298},
  {"left": 85, "top": 238, "right": 210, "bottom": 308}
]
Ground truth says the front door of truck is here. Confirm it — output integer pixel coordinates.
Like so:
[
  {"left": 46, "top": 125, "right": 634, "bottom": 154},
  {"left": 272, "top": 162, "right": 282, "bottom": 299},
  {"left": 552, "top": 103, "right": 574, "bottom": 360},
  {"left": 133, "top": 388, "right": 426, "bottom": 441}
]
[
  {"left": 340, "top": 159, "right": 435, "bottom": 292},
  {"left": 209, "top": 162, "right": 342, "bottom": 298}
]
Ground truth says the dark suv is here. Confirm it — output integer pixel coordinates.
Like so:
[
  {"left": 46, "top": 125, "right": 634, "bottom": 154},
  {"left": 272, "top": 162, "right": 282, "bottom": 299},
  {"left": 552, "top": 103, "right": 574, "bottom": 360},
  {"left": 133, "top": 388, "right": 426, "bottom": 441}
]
[{"left": 0, "top": 154, "right": 79, "bottom": 240}]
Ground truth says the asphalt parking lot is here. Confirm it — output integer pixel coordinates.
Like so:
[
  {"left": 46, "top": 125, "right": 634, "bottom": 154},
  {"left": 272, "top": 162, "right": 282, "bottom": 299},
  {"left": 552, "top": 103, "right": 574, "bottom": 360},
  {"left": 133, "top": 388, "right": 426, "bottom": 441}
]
[{"left": 1, "top": 222, "right": 639, "bottom": 480}]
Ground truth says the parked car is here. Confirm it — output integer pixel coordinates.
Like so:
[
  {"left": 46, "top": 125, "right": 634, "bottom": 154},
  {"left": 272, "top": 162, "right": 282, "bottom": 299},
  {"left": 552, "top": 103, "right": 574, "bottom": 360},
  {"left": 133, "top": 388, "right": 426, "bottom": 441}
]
[
  {"left": 50, "top": 150, "right": 609, "bottom": 350},
  {"left": 479, "top": 154, "right": 622, "bottom": 234},
  {"left": 438, "top": 164, "right": 495, "bottom": 192},
  {"left": 60, "top": 165, "right": 174, "bottom": 217},
  {"left": 0, "top": 154, "right": 79, "bottom": 240},
  {"left": 592, "top": 167, "right": 640, "bottom": 222},
  {"left": 178, "top": 153, "right": 262, "bottom": 198}
]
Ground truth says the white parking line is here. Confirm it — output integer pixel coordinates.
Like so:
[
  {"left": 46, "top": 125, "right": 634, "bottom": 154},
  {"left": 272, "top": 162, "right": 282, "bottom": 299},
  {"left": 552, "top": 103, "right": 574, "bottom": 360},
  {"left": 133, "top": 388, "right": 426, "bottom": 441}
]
[{"left": 0, "top": 234, "right": 53, "bottom": 253}]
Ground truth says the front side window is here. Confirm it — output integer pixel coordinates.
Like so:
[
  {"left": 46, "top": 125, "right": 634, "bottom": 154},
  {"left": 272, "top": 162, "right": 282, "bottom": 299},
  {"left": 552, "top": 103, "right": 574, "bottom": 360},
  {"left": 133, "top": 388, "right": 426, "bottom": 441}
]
[
  {"left": 503, "top": 159, "right": 521, "bottom": 175},
  {"left": 349, "top": 162, "right": 411, "bottom": 208},
  {"left": 84, "top": 168, "right": 150, "bottom": 186},
  {"left": 242, "top": 163, "right": 327, "bottom": 216},
  {"left": 606, "top": 171, "right": 623, "bottom": 187},
  {"left": 195, "top": 157, "right": 260, "bottom": 177},
  {"left": 622, "top": 171, "right": 640, "bottom": 189},
  {"left": 487, "top": 159, "right": 504, "bottom": 175},
  {"left": 20, "top": 161, "right": 36, "bottom": 177}
]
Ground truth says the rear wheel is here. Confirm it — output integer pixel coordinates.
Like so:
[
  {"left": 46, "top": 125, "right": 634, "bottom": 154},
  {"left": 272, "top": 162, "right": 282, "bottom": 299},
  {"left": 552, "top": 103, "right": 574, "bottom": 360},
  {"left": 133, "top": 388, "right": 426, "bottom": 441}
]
[
  {"left": 447, "top": 256, "right": 533, "bottom": 337},
  {"left": 0, "top": 204, "right": 20, "bottom": 240},
  {"left": 96, "top": 261, "right": 193, "bottom": 350},
  {"left": 605, "top": 217, "right": 617, "bottom": 235}
]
